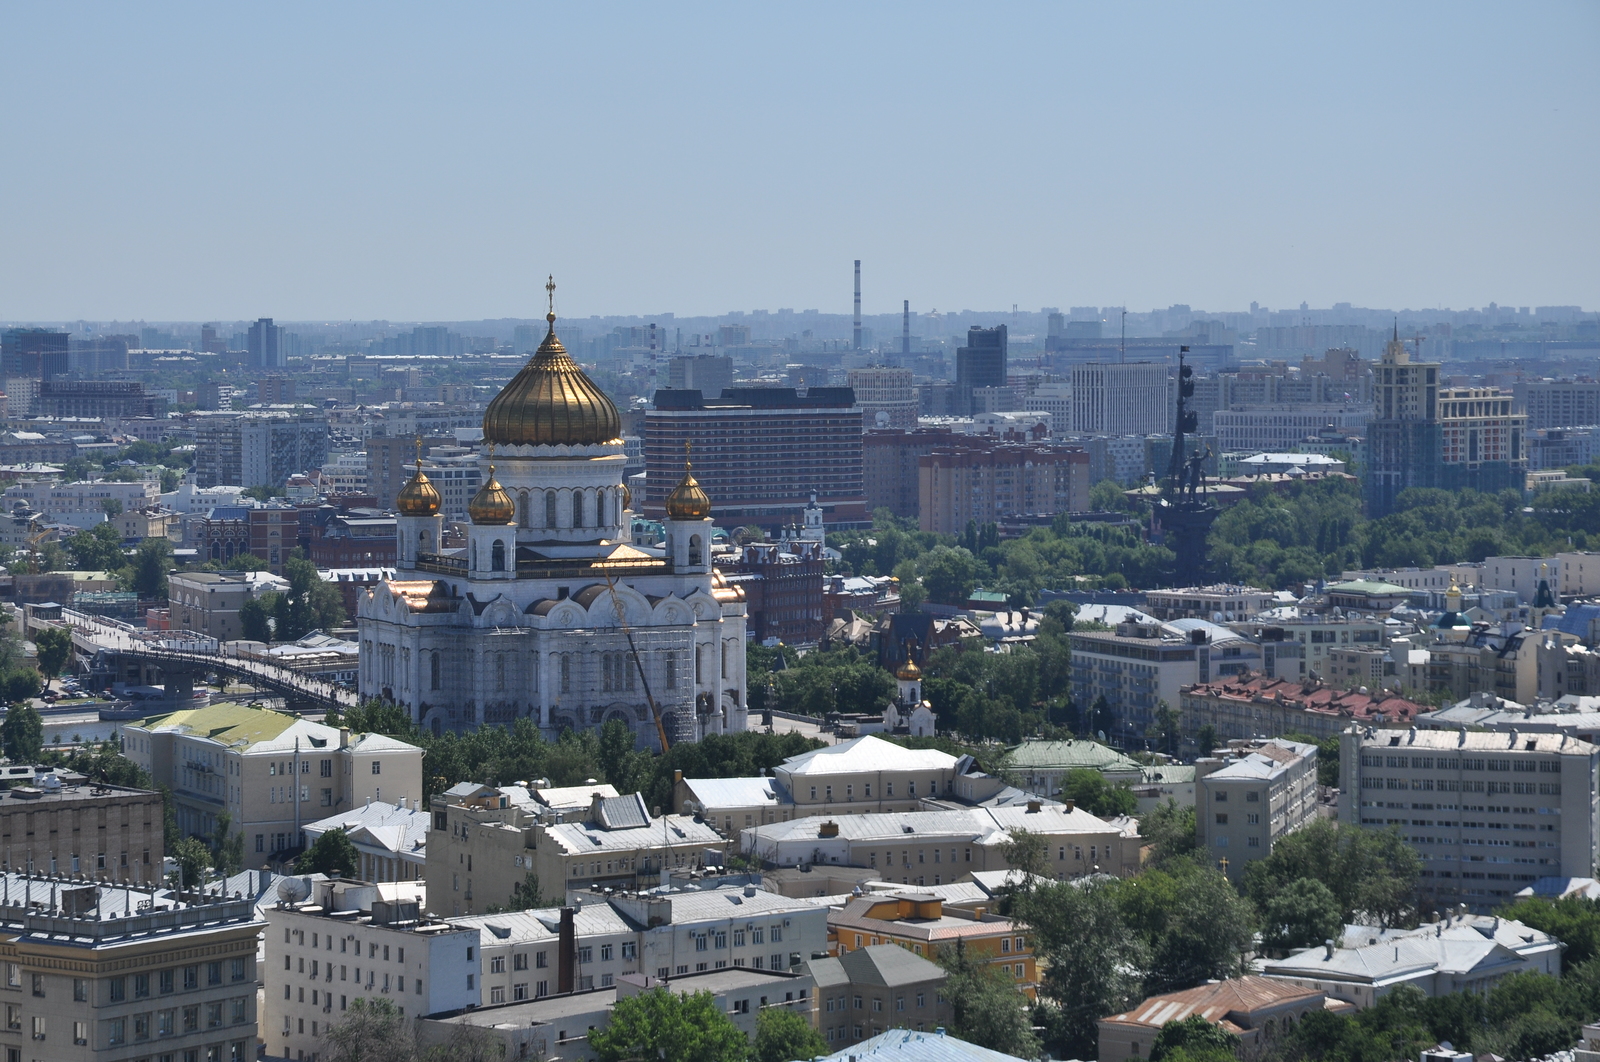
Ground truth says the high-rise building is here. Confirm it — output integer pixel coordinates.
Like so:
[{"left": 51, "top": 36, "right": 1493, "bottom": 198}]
[
  {"left": 194, "top": 415, "right": 330, "bottom": 489},
  {"left": 1365, "top": 332, "right": 1526, "bottom": 516},
  {"left": 246, "top": 317, "right": 282, "bottom": 369},
  {"left": 667, "top": 354, "right": 733, "bottom": 398},
  {"left": 954, "top": 325, "right": 1007, "bottom": 414},
  {"left": 1069, "top": 362, "right": 1170, "bottom": 435},
  {"left": 645, "top": 387, "right": 867, "bottom": 528},
  {"left": 917, "top": 440, "right": 1089, "bottom": 535},
  {"left": 847, "top": 366, "right": 918, "bottom": 429},
  {"left": 1519, "top": 380, "right": 1600, "bottom": 430},
  {"left": 863, "top": 428, "right": 957, "bottom": 518},
  {"left": 1, "top": 327, "right": 69, "bottom": 379}
]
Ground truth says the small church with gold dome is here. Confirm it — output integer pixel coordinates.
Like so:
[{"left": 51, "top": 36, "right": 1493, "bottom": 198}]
[{"left": 356, "top": 282, "right": 748, "bottom": 746}]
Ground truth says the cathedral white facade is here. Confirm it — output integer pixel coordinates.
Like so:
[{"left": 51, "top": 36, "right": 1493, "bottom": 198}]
[{"left": 356, "top": 295, "right": 748, "bottom": 747}]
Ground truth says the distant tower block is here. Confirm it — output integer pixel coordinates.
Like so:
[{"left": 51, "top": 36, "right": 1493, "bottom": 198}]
[
  {"left": 853, "top": 260, "right": 862, "bottom": 351},
  {"left": 902, "top": 300, "right": 910, "bottom": 356}
]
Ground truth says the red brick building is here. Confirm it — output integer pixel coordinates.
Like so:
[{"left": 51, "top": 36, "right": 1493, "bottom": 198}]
[
  {"left": 719, "top": 541, "right": 825, "bottom": 646},
  {"left": 917, "top": 440, "right": 1090, "bottom": 535},
  {"left": 863, "top": 428, "right": 957, "bottom": 519},
  {"left": 308, "top": 514, "right": 396, "bottom": 568}
]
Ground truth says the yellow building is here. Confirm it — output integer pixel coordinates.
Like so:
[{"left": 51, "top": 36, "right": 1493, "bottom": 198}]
[{"left": 827, "top": 893, "right": 1037, "bottom": 999}]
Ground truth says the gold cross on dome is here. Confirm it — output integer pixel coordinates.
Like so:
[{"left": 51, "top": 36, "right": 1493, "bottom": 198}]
[{"left": 546, "top": 275, "right": 556, "bottom": 321}]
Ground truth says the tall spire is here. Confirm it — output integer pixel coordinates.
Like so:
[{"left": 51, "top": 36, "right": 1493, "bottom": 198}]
[{"left": 546, "top": 274, "right": 557, "bottom": 330}]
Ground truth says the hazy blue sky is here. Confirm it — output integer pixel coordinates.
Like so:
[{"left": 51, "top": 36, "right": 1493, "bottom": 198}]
[{"left": 2, "top": 2, "right": 1596, "bottom": 321}]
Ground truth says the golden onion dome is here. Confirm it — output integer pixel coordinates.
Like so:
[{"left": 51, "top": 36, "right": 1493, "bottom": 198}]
[
  {"left": 468, "top": 466, "right": 516, "bottom": 525},
  {"left": 896, "top": 658, "right": 922, "bottom": 681},
  {"left": 396, "top": 456, "right": 441, "bottom": 517},
  {"left": 665, "top": 458, "right": 711, "bottom": 521},
  {"left": 482, "top": 298, "right": 621, "bottom": 447}
]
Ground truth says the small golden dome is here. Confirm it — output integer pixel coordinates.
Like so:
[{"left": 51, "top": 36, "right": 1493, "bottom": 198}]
[
  {"left": 469, "top": 466, "right": 515, "bottom": 525},
  {"left": 482, "top": 286, "right": 620, "bottom": 448},
  {"left": 665, "top": 457, "right": 711, "bottom": 521},
  {"left": 396, "top": 456, "right": 441, "bottom": 517},
  {"left": 896, "top": 658, "right": 922, "bottom": 681}
]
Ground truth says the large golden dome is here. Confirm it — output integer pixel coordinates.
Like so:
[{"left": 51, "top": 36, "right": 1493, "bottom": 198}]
[
  {"left": 396, "top": 455, "right": 441, "bottom": 517},
  {"left": 469, "top": 467, "right": 516, "bottom": 525},
  {"left": 482, "top": 309, "right": 621, "bottom": 447}
]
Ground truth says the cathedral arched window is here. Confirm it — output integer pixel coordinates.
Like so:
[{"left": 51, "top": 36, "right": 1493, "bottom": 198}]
[
  {"left": 491, "top": 540, "right": 506, "bottom": 571},
  {"left": 688, "top": 534, "right": 703, "bottom": 566},
  {"left": 665, "top": 651, "right": 678, "bottom": 690},
  {"left": 695, "top": 645, "right": 705, "bottom": 685},
  {"left": 518, "top": 491, "right": 531, "bottom": 528},
  {"left": 572, "top": 491, "right": 584, "bottom": 529},
  {"left": 560, "top": 654, "right": 571, "bottom": 693},
  {"left": 546, "top": 490, "right": 557, "bottom": 529},
  {"left": 495, "top": 654, "right": 506, "bottom": 690},
  {"left": 419, "top": 529, "right": 430, "bottom": 552},
  {"left": 722, "top": 640, "right": 731, "bottom": 680},
  {"left": 471, "top": 542, "right": 478, "bottom": 569},
  {"left": 430, "top": 653, "right": 441, "bottom": 690}
]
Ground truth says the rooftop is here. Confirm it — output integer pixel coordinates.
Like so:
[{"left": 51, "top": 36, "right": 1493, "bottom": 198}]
[
  {"left": 1102, "top": 976, "right": 1323, "bottom": 1032},
  {"left": 1004, "top": 739, "right": 1142, "bottom": 774},
  {"left": 807, "top": 944, "right": 948, "bottom": 990},
  {"left": 811, "top": 1027, "right": 1033, "bottom": 1062},
  {"left": 777, "top": 735, "right": 958, "bottom": 778}
]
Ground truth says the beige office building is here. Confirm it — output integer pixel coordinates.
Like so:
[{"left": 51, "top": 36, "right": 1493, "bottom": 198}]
[
  {"left": 0, "top": 874, "right": 261, "bottom": 1062},
  {"left": 0, "top": 780, "right": 164, "bottom": 884},
  {"left": 122, "top": 703, "right": 424, "bottom": 869},
  {"left": 1196, "top": 739, "right": 1319, "bottom": 883}
]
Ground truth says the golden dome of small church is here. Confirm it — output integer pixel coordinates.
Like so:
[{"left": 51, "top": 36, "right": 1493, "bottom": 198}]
[{"left": 357, "top": 277, "right": 747, "bottom": 747}]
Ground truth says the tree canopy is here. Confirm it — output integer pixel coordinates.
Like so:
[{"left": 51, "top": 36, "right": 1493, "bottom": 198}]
[
  {"left": 299, "top": 828, "right": 360, "bottom": 878},
  {"left": 588, "top": 987, "right": 751, "bottom": 1062}
]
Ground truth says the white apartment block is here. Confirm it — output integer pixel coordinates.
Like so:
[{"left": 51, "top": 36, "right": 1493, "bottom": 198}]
[
  {"left": 2, "top": 477, "right": 161, "bottom": 530},
  {"left": 264, "top": 877, "right": 478, "bottom": 1062},
  {"left": 1339, "top": 564, "right": 1484, "bottom": 592},
  {"left": 1340, "top": 727, "right": 1600, "bottom": 910},
  {"left": 1483, "top": 555, "right": 1561, "bottom": 604},
  {"left": 1212, "top": 405, "right": 1370, "bottom": 454},
  {"left": 1069, "top": 363, "right": 1170, "bottom": 435},
  {"left": 1559, "top": 552, "right": 1600, "bottom": 601},
  {"left": 1196, "top": 739, "right": 1318, "bottom": 883},
  {"left": 608, "top": 884, "right": 830, "bottom": 982}
]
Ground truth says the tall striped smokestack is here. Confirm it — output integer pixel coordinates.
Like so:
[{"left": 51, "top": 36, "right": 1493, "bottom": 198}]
[
  {"left": 902, "top": 300, "right": 910, "bottom": 356},
  {"left": 853, "top": 260, "right": 862, "bottom": 350}
]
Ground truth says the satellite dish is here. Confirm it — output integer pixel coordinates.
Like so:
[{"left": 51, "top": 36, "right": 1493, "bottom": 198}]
[{"left": 276, "top": 877, "right": 311, "bottom": 904}]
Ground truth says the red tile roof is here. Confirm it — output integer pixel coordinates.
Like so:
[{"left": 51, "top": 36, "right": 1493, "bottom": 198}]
[{"left": 1181, "top": 672, "right": 1424, "bottom": 724}]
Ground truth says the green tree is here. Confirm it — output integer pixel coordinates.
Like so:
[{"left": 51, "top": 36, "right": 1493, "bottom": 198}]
[
  {"left": 1, "top": 668, "right": 41, "bottom": 706},
  {"left": 212, "top": 810, "right": 244, "bottom": 876},
  {"left": 298, "top": 828, "right": 360, "bottom": 877},
  {"left": 170, "top": 836, "right": 213, "bottom": 889},
  {"left": 243, "top": 485, "right": 286, "bottom": 502},
  {"left": 1139, "top": 799, "right": 1198, "bottom": 867},
  {"left": 322, "top": 997, "right": 417, "bottom": 1062},
  {"left": 588, "top": 987, "right": 752, "bottom": 1062},
  {"left": 920, "top": 545, "right": 978, "bottom": 605},
  {"left": 274, "top": 554, "right": 347, "bottom": 641},
  {"left": 1061, "top": 768, "right": 1137, "bottom": 817},
  {"left": 239, "top": 596, "right": 274, "bottom": 643},
  {"left": 753, "top": 1007, "right": 826, "bottom": 1062},
  {"left": 999, "top": 826, "right": 1050, "bottom": 881},
  {"left": 1149, "top": 1013, "right": 1240, "bottom": 1062},
  {"left": 130, "top": 538, "right": 174, "bottom": 599},
  {"left": 1118, "top": 862, "right": 1257, "bottom": 994},
  {"left": 1243, "top": 819, "right": 1419, "bottom": 928},
  {"left": 1498, "top": 896, "right": 1600, "bottom": 967},
  {"left": 1262, "top": 877, "right": 1344, "bottom": 953},
  {"left": 938, "top": 940, "right": 1041, "bottom": 1059},
  {"left": 33, "top": 627, "right": 70, "bottom": 680},
  {"left": 65, "top": 522, "right": 126, "bottom": 571},
  {"left": 101, "top": 498, "right": 124, "bottom": 518},
  {"left": 0, "top": 702, "right": 43, "bottom": 761},
  {"left": 1010, "top": 876, "right": 1146, "bottom": 1059}
]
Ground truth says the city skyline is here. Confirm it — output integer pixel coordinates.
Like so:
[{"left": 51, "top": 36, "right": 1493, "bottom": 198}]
[{"left": 2, "top": 2, "right": 1595, "bottom": 320}]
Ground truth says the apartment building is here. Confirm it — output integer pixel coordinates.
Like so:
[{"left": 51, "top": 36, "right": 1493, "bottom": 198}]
[
  {"left": 449, "top": 904, "right": 636, "bottom": 1004},
  {"left": 164, "top": 569, "right": 287, "bottom": 641},
  {"left": 806, "top": 944, "right": 951, "bottom": 1049},
  {"left": 122, "top": 703, "right": 424, "bottom": 868},
  {"left": 607, "top": 883, "right": 829, "bottom": 981},
  {"left": 0, "top": 477, "right": 160, "bottom": 530},
  {"left": 1069, "top": 362, "right": 1169, "bottom": 435},
  {"left": 0, "top": 779, "right": 164, "bottom": 884},
  {"left": 862, "top": 428, "right": 957, "bottom": 518},
  {"left": 741, "top": 803, "right": 1140, "bottom": 883},
  {"left": 1069, "top": 620, "right": 1260, "bottom": 740},
  {"left": 1482, "top": 555, "right": 1561, "bottom": 604},
  {"left": 425, "top": 785, "right": 723, "bottom": 917},
  {"left": 848, "top": 367, "right": 919, "bottom": 429},
  {"left": 1180, "top": 674, "right": 1424, "bottom": 745},
  {"left": 263, "top": 877, "right": 478, "bottom": 1062},
  {"left": 1227, "top": 612, "right": 1387, "bottom": 684},
  {"left": 0, "top": 875, "right": 261, "bottom": 1062},
  {"left": 1339, "top": 727, "right": 1600, "bottom": 909},
  {"left": 1196, "top": 739, "right": 1319, "bottom": 883},
  {"left": 195, "top": 415, "right": 330, "bottom": 490},
  {"left": 1520, "top": 380, "right": 1600, "bottom": 430},
  {"left": 1212, "top": 405, "right": 1370, "bottom": 454},
  {"left": 917, "top": 441, "right": 1089, "bottom": 535}
]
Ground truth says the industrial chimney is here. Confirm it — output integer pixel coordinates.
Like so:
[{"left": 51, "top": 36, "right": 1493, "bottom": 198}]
[{"left": 853, "top": 260, "right": 862, "bottom": 350}]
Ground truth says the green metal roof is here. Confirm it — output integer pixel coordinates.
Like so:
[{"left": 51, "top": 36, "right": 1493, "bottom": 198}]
[
  {"left": 1004, "top": 739, "right": 1142, "bottom": 773},
  {"left": 137, "top": 702, "right": 300, "bottom": 749}
]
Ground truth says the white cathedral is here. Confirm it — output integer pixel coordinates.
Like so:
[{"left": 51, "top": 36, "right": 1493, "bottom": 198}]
[{"left": 356, "top": 290, "right": 748, "bottom": 746}]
